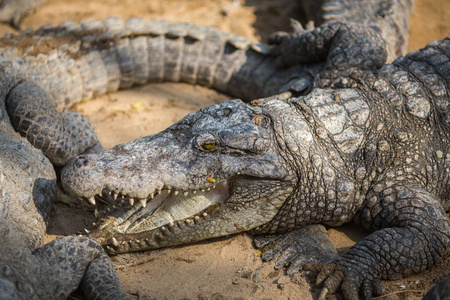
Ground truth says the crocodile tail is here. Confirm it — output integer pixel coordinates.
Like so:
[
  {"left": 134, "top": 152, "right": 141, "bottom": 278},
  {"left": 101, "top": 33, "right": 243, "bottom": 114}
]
[{"left": 0, "top": 17, "right": 313, "bottom": 111}]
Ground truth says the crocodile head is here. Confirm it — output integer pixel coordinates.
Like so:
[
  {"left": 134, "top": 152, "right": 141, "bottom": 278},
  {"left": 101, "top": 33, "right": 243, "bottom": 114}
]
[{"left": 62, "top": 97, "right": 301, "bottom": 253}]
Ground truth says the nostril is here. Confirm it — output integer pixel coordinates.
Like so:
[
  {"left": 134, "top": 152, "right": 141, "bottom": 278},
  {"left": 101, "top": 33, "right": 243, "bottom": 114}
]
[{"left": 75, "top": 156, "right": 94, "bottom": 169}]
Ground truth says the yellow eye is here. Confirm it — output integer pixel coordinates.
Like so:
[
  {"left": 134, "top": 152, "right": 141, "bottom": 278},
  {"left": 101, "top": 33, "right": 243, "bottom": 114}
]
[{"left": 202, "top": 142, "right": 216, "bottom": 150}]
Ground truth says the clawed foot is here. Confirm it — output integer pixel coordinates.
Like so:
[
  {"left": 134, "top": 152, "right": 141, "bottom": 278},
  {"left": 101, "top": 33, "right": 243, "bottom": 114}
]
[
  {"left": 316, "top": 257, "right": 383, "bottom": 300},
  {"left": 254, "top": 225, "right": 385, "bottom": 299},
  {"left": 267, "top": 20, "right": 320, "bottom": 68},
  {"left": 254, "top": 225, "right": 338, "bottom": 276}
]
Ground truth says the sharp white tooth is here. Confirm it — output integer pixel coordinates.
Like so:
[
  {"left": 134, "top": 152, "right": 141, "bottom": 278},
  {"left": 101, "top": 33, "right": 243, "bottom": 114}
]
[
  {"left": 203, "top": 212, "right": 208, "bottom": 217},
  {"left": 84, "top": 228, "right": 90, "bottom": 234},
  {"left": 183, "top": 191, "right": 188, "bottom": 196},
  {"left": 201, "top": 189, "right": 205, "bottom": 192},
  {"left": 161, "top": 226, "right": 166, "bottom": 231},
  {"left": 168, "top": 221, "right": 174, "bottom": 227},
  {"left": 150, "top": 193, "right": 154, "bottom": 199},
  {"left": 88, "top": 197, "right": 96, "bottom": 205},
  {"left": 207, "top": 188, "right": 211, "bottom": 191},
  {"left": 174, "top": 191, "right": 179, "bottom": 196},
  {"left": 139, "top": 198, "right": 147, "bottom": 207},
  {"left": 94, "top": 209, "right": 99, "bottom": 218},
  {"left": 129, "top": 198, "right": 134, "bottom": 206},
  {"left": 156, "top": 189, "right": 161, "bottom": 195},
  {"left": 186, "top": 219, "right": 191, "bottom": 223},
  {"left": 192, "top": 190, "right": 197, "bottom": 194},
  {"left": 167, "top": 189, "right": 171, "bottom": 194},
  {"left": 213, "top": 185, "right": 216, "bottom": 189},
  {"left": 195, "top": 216, "right": 200, "bottom": 220},
  {"left": 111, "top": 237, "right": 119, "bottom": 247},
  {"left": 113, "top": 193, "right": 118, "bottom": 200}
]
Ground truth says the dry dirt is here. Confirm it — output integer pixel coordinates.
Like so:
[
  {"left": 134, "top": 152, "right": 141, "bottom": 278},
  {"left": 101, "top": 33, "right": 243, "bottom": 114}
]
[{"left": 1, "top": 0, "right": 449, "bottom": 299}]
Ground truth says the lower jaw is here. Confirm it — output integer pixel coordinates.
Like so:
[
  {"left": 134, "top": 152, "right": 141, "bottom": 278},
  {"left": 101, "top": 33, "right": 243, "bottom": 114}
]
[{"left": 89, "top": 203, "right": 222, "bottom": 254}]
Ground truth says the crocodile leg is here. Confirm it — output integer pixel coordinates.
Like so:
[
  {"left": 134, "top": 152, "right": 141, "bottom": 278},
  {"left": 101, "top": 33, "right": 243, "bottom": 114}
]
[
  {"left": 35, "top": 236, "right": 130, "bottom": 300},
  {"left": 300, "top": 0, "right": 415, "bottom": 61},
  {"left": 317, "top": 184, "right": 450, "bottom": 299},
  {"left": 269, "top": 22, "right": 387, "bottom": 82},
  {"left": 253, "top": 224, "right": 339, "bottom": 276},
  {"left": 0, "top": 221, "right": 129, "bottom": 300}
]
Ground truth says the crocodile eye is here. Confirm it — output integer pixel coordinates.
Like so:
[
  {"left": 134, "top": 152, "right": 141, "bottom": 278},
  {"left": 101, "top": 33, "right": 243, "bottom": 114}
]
[
  {"left": 252, "top": 115, "right": 270, "bottom": 128},
  {"left": 202, "top": 141, "right": 216, "bottom": 150},
  {"left": 196, "top": 133, "right": 218, "bottom": 152}
]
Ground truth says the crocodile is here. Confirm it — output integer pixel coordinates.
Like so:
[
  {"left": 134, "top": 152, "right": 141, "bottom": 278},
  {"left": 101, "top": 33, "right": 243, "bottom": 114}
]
[
  {"left": 0, "top": 1, "right": 438, "bottom": 299},
  {"left": 0, "top": 16, "right": 328, "bottom": 299},
  {"left": 0, "top": 11, "right": 393, "bottom": 298},
  {"left": 0, "top": 0, "right": 414, "bottom": 61},
  {"left": 61, "top": 22, "right": 450, "bottom": 300}
]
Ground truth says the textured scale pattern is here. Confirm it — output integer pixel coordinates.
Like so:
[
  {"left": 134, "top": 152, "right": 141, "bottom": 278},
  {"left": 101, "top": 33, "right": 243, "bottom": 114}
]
[
  {"left": 61, "top": 30, "right": 450, "bottom": 299},
  {"left": 0, "top": 14, "right": 331, "bottom": 300},
  {"left": 0, "top": 0, "right": 446, "bottom": 298},
  {"left": 299, "top": 0, "right": 415, "bottom": 61}
]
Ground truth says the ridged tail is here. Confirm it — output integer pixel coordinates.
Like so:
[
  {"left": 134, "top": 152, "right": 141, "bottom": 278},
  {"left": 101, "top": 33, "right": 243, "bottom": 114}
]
[{"left": 0, "top": 17, "right": 320, "bottom": 111}]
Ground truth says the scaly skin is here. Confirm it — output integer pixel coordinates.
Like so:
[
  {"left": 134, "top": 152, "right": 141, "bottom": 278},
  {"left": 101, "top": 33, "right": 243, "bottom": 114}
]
[
  {"left": 62, "top": 22, "right": 450, "bottom": 299},
  {"left": 0, "top": 1, "right": 432, "bottom": 299},
  {"left": 0, "top": 0, "right": 415, "bottom": 60},
  {"left": 301, "top": 0, "right": 415, "bottom": 61},
  {"left": 3, "top": 17, "right": 312, "bottom": 299},
  {"left": 3, "top": 16, "right": 370, "bottom": 299}
]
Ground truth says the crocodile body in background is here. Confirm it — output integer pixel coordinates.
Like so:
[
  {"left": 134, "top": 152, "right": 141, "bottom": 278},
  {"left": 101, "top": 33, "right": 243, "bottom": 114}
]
[
  {"left": 0, "top": 0, "right": 415, "bottom": 60},
  {"left": 62, "top": 22, "right": 450, "bottom": 300}
]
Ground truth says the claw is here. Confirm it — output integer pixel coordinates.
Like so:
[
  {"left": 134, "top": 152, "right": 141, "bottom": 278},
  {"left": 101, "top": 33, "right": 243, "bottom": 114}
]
[
  {"left": 290, "top": 18, "right": 304, "bottom": 33},
  {"left": 318, "top": 287, "right": 329, "bottom": 300},
  {"left": 88, "top": 197, "right": 96, "bottom": 205},
  {"left": 306, "top": 20, "right": 315, "bottom": 31},
  {"left": 316, "top": 262, "right": 336, "bottom": 285},
  {"left": 111, "top": 237, "right": 119, "bottom": 247}
]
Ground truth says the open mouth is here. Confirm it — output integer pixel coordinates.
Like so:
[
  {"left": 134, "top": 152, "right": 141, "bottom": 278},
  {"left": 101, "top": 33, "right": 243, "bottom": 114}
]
[
  {"left": 85, "top": 179, "right": 231, "bottom": 253},
  {"left": 79, "top": 174, "right": 291, "bottom": 254},
  {"left": 108, "top": 180, "right": 229, "bottom": 233}
]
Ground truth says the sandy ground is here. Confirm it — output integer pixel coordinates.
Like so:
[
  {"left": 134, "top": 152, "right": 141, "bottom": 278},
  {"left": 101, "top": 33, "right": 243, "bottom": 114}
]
[{"left": 1, "top": 0, "right": 449, "bottom": 299}]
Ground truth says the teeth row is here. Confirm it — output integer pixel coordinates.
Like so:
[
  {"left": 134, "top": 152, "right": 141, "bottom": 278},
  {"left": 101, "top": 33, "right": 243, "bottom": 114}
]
[
  {"left": 85, "top": 184, "right": 217, "bottom": 207},
  {"left": 105, "top": 211, "right": 211, "bottom": 253}
]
